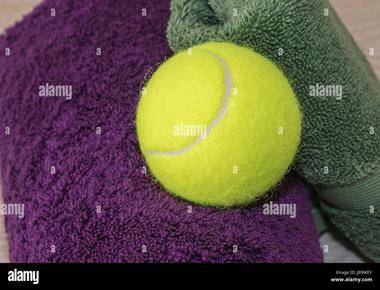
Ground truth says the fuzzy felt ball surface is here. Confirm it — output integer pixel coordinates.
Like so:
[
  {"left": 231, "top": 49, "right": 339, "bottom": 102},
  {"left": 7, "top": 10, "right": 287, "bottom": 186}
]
[
  {"left": 166, "top": 0, "right": 380, "bottom": 261},
  {"left": 0, "top": 0, "right": 323, "bottom": 263},
  {"left": 137, "top": 42, "right": 302, "bottom": 207}
]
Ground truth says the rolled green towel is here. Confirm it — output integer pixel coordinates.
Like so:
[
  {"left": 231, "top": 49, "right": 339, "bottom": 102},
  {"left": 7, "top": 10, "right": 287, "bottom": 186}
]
[{"left": 167, "top": 0, "right": 380, "bottom": 261}]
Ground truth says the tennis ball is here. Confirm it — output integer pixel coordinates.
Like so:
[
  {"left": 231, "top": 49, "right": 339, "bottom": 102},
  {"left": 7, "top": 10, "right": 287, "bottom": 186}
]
[{"left": 136, "top": 42, "right": 302, "bottom": 207}]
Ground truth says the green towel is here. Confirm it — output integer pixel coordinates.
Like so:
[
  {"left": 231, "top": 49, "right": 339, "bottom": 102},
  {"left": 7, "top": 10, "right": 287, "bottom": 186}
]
[{"left": 167, "top": 0, "right": 380, "bottom": 261}]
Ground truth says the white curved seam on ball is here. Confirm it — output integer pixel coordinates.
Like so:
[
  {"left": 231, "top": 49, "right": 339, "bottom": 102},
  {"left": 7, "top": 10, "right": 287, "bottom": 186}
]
[{"left": 145, "top": 52, "right": 233, "bottom": 156}]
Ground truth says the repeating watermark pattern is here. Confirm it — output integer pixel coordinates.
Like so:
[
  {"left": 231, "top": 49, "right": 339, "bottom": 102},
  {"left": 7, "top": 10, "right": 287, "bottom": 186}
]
[
  {"left": 8, "top": 269, "right": 39, "bottom": 285},
  {"left": 263, "top": 201, "right": 296, "bottom": 219},
  {"left": 39, "top": 83, "right": 72, "bottom": 100},
  {"left": 309, "top": 83, "right": 343, "bottom": 100},
  {"left": 0, "top": 203, "right": 24, "bottom": 219},
  {"left": 173, "top": 123, "right": 207, "bottom": 139}
]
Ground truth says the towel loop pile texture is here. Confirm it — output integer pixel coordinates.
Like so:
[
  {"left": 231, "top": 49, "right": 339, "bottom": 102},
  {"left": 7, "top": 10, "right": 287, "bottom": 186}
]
[
  {"left": 0, "top": 0, "right": 322, "bottom": 262},
  {"left": 167, "top": 0, "right": 380, "bottom": 261}
]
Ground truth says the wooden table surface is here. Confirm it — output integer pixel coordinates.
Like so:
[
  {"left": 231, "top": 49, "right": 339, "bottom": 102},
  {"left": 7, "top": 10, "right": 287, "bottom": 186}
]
[{"left": 0, "top": 0, "right": 379, "bottom": 263}]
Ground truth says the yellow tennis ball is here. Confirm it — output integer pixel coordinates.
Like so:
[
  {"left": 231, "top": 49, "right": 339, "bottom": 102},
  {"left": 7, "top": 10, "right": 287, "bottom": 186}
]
[{"left": 136, "top": 42, "right": 302, "bottom": 207}]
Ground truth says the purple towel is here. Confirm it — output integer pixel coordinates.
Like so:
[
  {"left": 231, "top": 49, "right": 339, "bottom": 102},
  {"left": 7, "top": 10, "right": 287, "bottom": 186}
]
[{"left": 0, "top": 0, "right": 322, "bottom": 262}]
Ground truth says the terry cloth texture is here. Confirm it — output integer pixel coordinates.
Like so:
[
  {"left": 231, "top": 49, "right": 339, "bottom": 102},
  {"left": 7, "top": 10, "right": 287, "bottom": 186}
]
[
  {"left": 0, "top": 0, "right": 322, "bottom": 262},
  {"left": 167, "top": 0, "right": 380, "bottom": 261}
]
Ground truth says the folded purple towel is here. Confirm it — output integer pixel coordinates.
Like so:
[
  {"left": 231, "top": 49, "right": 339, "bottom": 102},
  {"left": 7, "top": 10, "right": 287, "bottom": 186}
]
[{"left": 0, "top": 0, "right": 322, "bottom": 262}]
